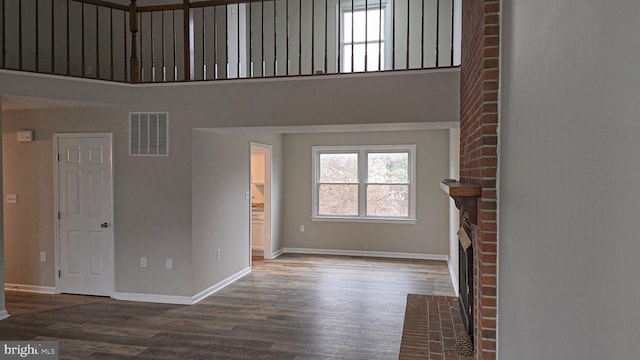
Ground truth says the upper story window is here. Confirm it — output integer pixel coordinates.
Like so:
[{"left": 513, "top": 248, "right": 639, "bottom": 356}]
[
  {"left": 312, "top": 145, "right": 416, "bottom": 223},
  {"left": 340, "top": 1, "right": 391, "bottom": 72}
]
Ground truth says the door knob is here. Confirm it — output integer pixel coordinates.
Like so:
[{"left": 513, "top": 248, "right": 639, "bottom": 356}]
[{"left": 100, "top": 222, "right": 109, "bottom": 228}]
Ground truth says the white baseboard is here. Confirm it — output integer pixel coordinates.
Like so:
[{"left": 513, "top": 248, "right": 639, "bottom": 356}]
[
  {"left": 252, "top": 246, "right": 264, "bottom": 252},
  {"left": 282, "top": 247, "right": 448, "bottom": 261},
  {"left": 271, "top": 248, "right": 285, "bottom": 259},
  {"left": 0, "top": 310, "right": 9, "bottom": 320},
  {"left": 192, "top": 267, "right": 251, "bottom": 304},
  {"left": 448, "top": 258, "right": 459, "bottom": 297},
  {"left": 112, "top": 292, "right": 193, "bottom": 305},
  {"left": 5, "top": 283, "right": 56, "bottom": 294}
]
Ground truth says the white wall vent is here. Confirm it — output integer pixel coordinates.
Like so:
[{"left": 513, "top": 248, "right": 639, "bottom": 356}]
[{"left": 130, "top": 112, "right": 169, "bottom": 156}]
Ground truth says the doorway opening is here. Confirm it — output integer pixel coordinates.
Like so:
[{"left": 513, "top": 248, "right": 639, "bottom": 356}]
[{"left": 250, "top": 143, "right": 272, "bottom": 265}]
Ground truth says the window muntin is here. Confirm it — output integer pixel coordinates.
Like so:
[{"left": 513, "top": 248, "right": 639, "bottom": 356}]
[{"left": 312, "top": 145, "right": 416, "bottom": 222}]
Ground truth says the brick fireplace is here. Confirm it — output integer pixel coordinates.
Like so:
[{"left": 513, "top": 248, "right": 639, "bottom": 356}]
[{"left": 459, "top": 0, "right": 501, "bottom": 359}]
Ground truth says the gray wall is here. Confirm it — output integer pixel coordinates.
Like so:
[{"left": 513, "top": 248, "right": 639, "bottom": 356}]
[
  {"left": 282, "top": 130, "right": 449, "bottom": 255},
  {"left": 192, "top": 130, "right": 283, "bottom": 294},
  {"left": 3, "top": 107, "right": 193, "bottom": 296},
  {"left": 499, "top": 1, "right": 640, "bottom": 359}
]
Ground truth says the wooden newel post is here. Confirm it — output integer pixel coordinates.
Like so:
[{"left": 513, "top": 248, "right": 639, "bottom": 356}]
[{"left": 129, "top": 0, "right": 139, "bottom": 83}]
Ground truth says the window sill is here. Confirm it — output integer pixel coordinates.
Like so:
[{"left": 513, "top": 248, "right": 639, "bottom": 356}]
[{"left": 311, "top": 216, "right": 416, "bottom": 224}]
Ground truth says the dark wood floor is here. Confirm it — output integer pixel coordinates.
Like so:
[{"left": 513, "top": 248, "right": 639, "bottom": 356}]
[{"left": 1, "top": 254, "right": 455, "bottom": 359}]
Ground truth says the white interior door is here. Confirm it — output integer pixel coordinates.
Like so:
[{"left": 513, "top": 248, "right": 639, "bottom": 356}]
[{"left": 56, "top": 134, "right": 113, "bottom": 296}]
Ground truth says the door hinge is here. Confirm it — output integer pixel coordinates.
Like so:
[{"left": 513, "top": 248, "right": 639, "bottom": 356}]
[
  {"left": 57, "top": 153, "right": 60, "bottom": 162},
  {"left": 58, "top": 212, "right": 61, "bottom": 220},
  {"left": 58, "top": 270, "right": 61, "bottom": 278}
]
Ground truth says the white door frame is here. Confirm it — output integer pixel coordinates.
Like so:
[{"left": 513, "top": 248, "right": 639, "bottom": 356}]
[
  {"left": 249, "top": 142, "right": 273, "bottom": 262},
  {"left": 53, "top": 133, "right": 115, "bottom": 295}
]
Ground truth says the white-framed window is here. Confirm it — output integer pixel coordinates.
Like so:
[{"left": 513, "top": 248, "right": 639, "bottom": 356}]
[
  {"left": 340, "top": 0, "right": 392, "bottom": 72},
  {"left": 312, "top": 145, "right": 416, "bottom": 223}
]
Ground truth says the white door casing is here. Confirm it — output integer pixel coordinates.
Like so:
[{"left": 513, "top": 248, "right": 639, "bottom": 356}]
[{"left": 55, "top": 134, "right": 114, "bottom": 296}]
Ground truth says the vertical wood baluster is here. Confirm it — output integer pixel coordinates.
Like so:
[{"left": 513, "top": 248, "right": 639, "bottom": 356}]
[
  {"left": 18, "top": 0, "right": 22, "bottom": 69},
  {"left": 249, "top": 1, "right": 252, "bottom": 77},
  {"left": 151, "top": 11, "right": 155, "bottom": 81},
  {"left": 173, "top": 9, "right": 177, "bottom": 80},
  {"left": 323, "top": 0, "right": 327, "bottom": 74},
  {"left": 406, "top": 0, "right": 410, "bottom": 69},
  {"left": 286, "top": 0, "right": 289, "bottom": 76},
  {"left": 237, "top": 3, "right": 240, "bottom": 78},
  {"left": 311, "top": 0, "right": 314, "bottom": 73},
  {"left": 298, "top": 0, "right": 301, "bottom": 75},
  {"left": 183, "top": 0, "right": 190, "bottom": 80},
  {"left": 273, "top": 0, "right": 277, "bottom": 76},
  {"left": 139, "top": 12, "right": 143, "bottom": 80},
  {"left": 350, "top": 0, "right": 353, "bottom": 72},
  {"left": 124, "top": 10, "right": 127, "bottom": 81},
  {"left": 1, "top": 0, "right": 5, "bottom": 68},
  {"left": 96, "top": 5, "right": 100, "bottom": 78},
  {"left": 391, "top": 0, "right": 395, "bottom": 70},
  {"left": 337, "top": 0, "right": 341, "bottom": 73},
  {"left": 81, "top": 3, "right": 85, "bottom": 76},
  {"left": 51, "top": 0, "right": 55, "bottom": 73},
  {"left": 435, "top": 0, "right": 439, "bottom": 67},
  {"left": 213, "top": 6, "right": 217, "bottom": 79},
  {"left": 202, "top": 8, "right": 206, "bottom": 79},
  {"left": 261, "top": 0, "right": 264, "bottom": 76},
  {"left": 129, "top": 0, "right": 139, "bottom": 83},
  {"left": 364, "top": 0, "right": 367, "bottom": 72},
  {"left": 110, "top": 8, "right": 114, "bottom": 80},
  {"left": 66, "top": 0, "right": 70, "bottom": 75},
  {"left": 421, "top": 0, "right": 424, "bottom": 68},
  {"left": 162, "top": 10, "right": 165, "bottom": 81},
  {"left": 450, "top": 0, "right": 455, "bottom": 65},
  {"left": 225, "top": 4, "right": 228, "bottom": 78},
  {"left": 36, "top": 0, "right": 39, "bottom": 72},
  {"left": 378, "top": 0, "right": 382, "bottom": 70}
]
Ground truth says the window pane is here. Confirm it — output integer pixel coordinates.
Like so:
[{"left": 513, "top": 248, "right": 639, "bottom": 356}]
[
  {"left": 319, "top": 184, "right": 359, "bottom": 215},
  {"left": 320, "top": 153, "right": 358, "bottom": 183},
  {"left": 367, "top": 185, "right": 409, "bottom": 217},
  {"left": 343, "top": 11, "right": 352, "bottom": 43},
  {"left": 367, "top": 152, "right": 409, "bottom": 183}
]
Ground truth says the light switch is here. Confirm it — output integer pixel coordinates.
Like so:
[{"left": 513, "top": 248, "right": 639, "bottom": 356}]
[
  {"left": 166, "top": 258, "right": 173, "bottom": 270},
  {"left": 40, "top": 252, "right": 47, "bottom": 262},
  {"left": 245, "top": 191, "right": 250, "bottom": 200},
  {"left": 7, "top": 194, "right": 17, "bottom": 204},
  {"left": 140, "top": 257, "right": 147, "bottom": 268}
]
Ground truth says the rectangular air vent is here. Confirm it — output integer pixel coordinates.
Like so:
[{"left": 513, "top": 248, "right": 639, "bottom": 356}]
[{"left": 130, "top": 112, "right": 169, "bottom": 156}]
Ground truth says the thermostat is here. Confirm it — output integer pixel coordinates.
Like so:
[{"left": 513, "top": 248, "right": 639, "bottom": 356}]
[{"left": 17, "top": 130, "right": 33, "bottom": 142}]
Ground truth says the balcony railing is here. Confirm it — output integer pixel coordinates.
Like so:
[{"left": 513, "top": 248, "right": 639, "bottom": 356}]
[{"left": 0, "top": 0, "right": 459, "bottom": 83}]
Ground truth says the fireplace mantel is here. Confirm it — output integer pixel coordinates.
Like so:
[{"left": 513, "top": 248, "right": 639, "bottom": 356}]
[{"left": 440, "top": 180, "right": 481, "bottom": 224}]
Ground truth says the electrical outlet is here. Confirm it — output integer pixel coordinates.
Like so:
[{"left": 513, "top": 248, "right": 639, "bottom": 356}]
[
  {"left": 140, "top": 257, "right": 147, "bottom": 268},
  {"left": 300, "top": 225, "right": 305, "bottom": 232},
  {"left": 216, "top": 248, "right": 221, "bottom": 260},
  {"left": 40, "top": 251, "right": 47, "bottom": 262},
  {"left": 166, "top": 258, "right": 173, "bottom": 270},
  {"left": 245, "top": 191, "right": 250, "bottom": 200}
]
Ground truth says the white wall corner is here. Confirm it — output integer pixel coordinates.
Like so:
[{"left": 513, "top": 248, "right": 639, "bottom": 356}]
[
  {"left": 448, "top": 258, "right": 460, "bottom": 297},
  {"left": 271, "top": 248, "right": 285, "bottom": 259},
  {"left": 192, "top": 267, "right": 252, "bottom": 305},
  {"left": 283, "top": 247, "right": 448, "bottom": 261},
  {"left": 0, "top": 310, "right": 9, "bottom": 321},
  {"left": 5, "top": 283, "right": 57, "bottom": 294}
]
